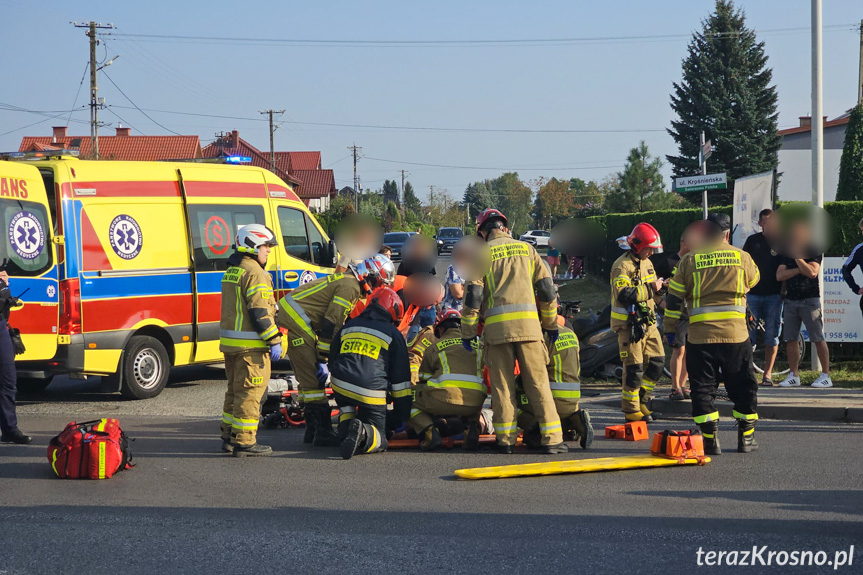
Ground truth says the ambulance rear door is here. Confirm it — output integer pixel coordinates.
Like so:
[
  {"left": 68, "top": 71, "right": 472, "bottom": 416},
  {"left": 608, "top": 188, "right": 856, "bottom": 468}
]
[{"left": 0, "top": 161, "right": 59, "bottom": 360}]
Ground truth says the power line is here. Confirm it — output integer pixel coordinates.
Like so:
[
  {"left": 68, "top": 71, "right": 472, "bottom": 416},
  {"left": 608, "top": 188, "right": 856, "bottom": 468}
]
[
  {"left": 100, "top": 71, "right": 182, "bottom": 135},
  {"left": 363, "top": 156, "right": 623, "bottom": 171},
  {"left": 105, "top": 104, "right": 663, "bottom": 133},
  {"left": 102, "top": 106, "right": 142, "bottom": 135},
  {"left": 107, "top": 25, "right": 856, "bottom": 47}
]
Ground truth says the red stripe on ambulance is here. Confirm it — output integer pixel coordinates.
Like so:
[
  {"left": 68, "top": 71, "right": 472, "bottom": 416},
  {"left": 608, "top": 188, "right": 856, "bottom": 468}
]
[{"left": 81, "top": 295, "right": 193, "bottom": 332}]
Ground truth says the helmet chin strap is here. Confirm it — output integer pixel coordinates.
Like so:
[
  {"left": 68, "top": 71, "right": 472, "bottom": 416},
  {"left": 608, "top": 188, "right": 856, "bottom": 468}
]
[{"left": 348, "top": 265, "right": 373, "bottom": 296}]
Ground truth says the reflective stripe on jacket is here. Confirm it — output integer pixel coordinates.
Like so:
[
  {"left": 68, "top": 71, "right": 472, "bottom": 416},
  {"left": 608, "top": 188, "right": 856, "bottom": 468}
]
[
  {"left": 461, "top": 229, "right": 557, "bottom": 344},
  {"left": 407, "top": 326, "right": 436, "bottom": 384},
  {"left": 219, "top": 252, "right": 281, "bottom": 354},
  {"left": 276, "top": 273, "right": 362, "bottom": 354},
  {"left": 329, "top": 303, "right": 412, "bottom": 422},
  {"left": 417, "top": 327, "right": 487, "bottom": 409},
  {"left": 545, "top": 325, "right": 581, "bottom": 410},
  {"left": 609, "top": 251, "right": 658, "bottom": 332},
  {"left": 665, "top": 242, "right": 760, "bottom": 344}
]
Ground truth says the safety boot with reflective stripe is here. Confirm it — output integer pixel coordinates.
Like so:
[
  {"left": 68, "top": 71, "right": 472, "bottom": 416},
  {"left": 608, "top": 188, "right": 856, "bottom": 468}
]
[
  {"left": 737, "top": 419, "right": 758, "bottom": 453},
  {"left": 699, "top": 421, "right": 721, "bottom": 455}
]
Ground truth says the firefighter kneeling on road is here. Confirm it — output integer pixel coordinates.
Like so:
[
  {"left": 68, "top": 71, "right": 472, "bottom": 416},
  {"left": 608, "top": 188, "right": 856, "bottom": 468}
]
[
  {"left": 518, "top": 316, "right": 594, "bottom": 449},
  {"left": 664, "top": 214, "right": 760, "bottom": 454},
  {"left": 463, "top": 208, "right": 566, "bottom": 454},
  {"left": 276, "top": 262, "right": 369, "bottom": 447},
  {"left": 611, "top": 223, "right": 666, "bottom": 423},
  {"left": 219, "top": 224, "right": 282, "bottom": 457},
  {"left": 410, "top": 309, "right": 485, "bottom": 451},
  {"left": 330, "top": 287, "right": 412, "bottom": 459}
]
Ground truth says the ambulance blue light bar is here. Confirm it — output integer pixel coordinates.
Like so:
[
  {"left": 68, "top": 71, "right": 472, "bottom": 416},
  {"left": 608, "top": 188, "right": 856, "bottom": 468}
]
[{"left": 224, "top": 156, "right": 252, "bottom": 164}]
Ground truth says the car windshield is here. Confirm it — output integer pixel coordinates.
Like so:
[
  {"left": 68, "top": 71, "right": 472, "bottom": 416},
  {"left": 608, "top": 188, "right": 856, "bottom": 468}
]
[
  {"left": 384, "top": 233, "right": 409, "bottom": 243},
  {"left": 438, "top": 229, "right": 462, "bottom": 238}
]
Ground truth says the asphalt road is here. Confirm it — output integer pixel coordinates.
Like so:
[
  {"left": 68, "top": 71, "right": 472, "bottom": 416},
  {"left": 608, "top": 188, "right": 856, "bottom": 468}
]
[
  {"left": 3, "top": 388, "right": 862, "bottom": 574},
  {"left": 5, "top": 254, "right": 862, "bottom": 573}
]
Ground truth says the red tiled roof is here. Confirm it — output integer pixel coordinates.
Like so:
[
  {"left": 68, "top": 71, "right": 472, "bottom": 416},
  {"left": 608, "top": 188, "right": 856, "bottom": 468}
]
[
  {"left": 19, "top": 135, "right": 202, "bottom": 161},
  {"left": 778, "top": 116, "right": 850, "bottom": 136},
  {"left": 292, "top": 169, "right": 336, "bottom": 199},
  {"left": 273, "top": 152, "right": 292, "bottom": 175},
  {"left": 201, "top": 135, "right": 301, "bottom": 185},
  {"left": 287, "top": 151, "right": 321, "bottom": 171}
]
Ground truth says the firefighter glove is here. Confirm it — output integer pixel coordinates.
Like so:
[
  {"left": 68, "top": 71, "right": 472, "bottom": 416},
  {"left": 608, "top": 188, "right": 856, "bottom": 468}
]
[
  {"left": 269, "top": 343, "right": 283, "bottom": 362},
  {"left": 315, "top": 362, "right": 330, "bottom": 386}
]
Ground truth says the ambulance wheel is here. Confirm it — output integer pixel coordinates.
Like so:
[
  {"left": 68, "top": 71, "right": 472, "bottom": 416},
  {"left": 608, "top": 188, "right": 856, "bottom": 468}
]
[{"left": 119, "top": 336, "right": 170, "bottom": 399}]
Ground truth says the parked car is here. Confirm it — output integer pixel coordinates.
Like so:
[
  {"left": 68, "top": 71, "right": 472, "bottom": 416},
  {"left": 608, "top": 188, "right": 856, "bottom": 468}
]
[
  {"left": 435, "top": 227, "right": 463, "bottom": 254},
  {"left": 382, "top": 231, "right": 415, "bottom": 260},
  {"left": 519, "top": 229, "right": 551, "bottom": 247}
]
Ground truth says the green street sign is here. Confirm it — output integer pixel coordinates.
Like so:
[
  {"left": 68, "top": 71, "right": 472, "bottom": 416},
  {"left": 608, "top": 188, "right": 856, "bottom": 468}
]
[{"left": 674, "top": 173, "right": 727, "bottom": 193}]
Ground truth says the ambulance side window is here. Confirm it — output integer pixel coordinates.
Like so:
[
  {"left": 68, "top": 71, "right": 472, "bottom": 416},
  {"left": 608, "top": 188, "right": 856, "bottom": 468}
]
[
  {"left": 0, "top": 201, "right": 52, "bottom": 276},
  {"left": 188, "top": 204, "right": 265, "bottom": 271},
  {"left": 278, "top": 207, "right": 312, "bottom": 263},
  {"left": 305, "top": 214, "right": 327, "bottom": 267}
]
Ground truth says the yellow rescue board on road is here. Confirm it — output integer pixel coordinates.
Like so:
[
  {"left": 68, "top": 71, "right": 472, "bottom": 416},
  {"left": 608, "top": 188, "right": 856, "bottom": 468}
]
[{"left": 454, "top": 454, "right": 710, "bottom": 480}]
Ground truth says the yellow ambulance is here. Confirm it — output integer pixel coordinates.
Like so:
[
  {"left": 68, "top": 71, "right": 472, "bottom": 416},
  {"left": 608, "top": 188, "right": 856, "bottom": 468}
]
[{"left": 1, "top": 152, "right": 335, "bottom": 398}]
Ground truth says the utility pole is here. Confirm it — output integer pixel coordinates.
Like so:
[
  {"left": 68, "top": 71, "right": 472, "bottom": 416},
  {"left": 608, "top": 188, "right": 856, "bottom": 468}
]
[
  {"left": 700, "top": 131, "right": 708, "bottom": 219},
  {"left": 259, "top": 109, "right": 284, "bottom": 172},
  {"left": 858, "top": 18, "right": 863, "bottom": 106},
  {"left": 400, "top": 169, "right": 409, "bottom": 220},
  {"left": 73, "top": 21, "right": 114, "bottom": 159},
  {"left": 348, "top": 144, "right": 362, "bottom": 212},
  {"left": 812, "top": 0, "right": 824, "bottom": 371}
]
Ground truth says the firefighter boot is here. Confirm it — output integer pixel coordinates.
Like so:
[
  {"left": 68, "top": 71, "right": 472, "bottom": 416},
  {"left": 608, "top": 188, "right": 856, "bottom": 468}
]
[
  {"left": 639, "top": 399, "right": 654, "bottom": 423},
  {"left": 420, "top": 425, "right": 442, "bottom": 451},
  {"left": 233, "top": 443, "right": 273, "bottom": 457},
  {"left": 570, "top": 410, "right": 594, "bottom": 450},
  {"left": 311, "top": 405, "right": 340, "bottom": 447},
  {"left": 302, "top": 407, "right": 317, "bottom": 444},
  {"left": 523, "top": 425, "right": 542, "bottom": 450},
  {"left": 699, "top": 421, "right": 721, "bottom": 455},
  {"left": 737, "top": 419, "right": 758, "bottom": 453},
  {"left": 340, "top": 419, "right": 366, "bottom": 460},
  {"left": 543, "top": 442, "right": 569, "bottom": 454},
  {"left": 463, "top": 420, "right": 480, "bottom": 451}
]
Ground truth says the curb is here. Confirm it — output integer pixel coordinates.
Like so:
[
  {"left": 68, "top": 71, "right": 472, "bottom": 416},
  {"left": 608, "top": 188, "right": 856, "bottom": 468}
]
[{"left": 597, "top": 397, "right": 863, "bottom": 423}]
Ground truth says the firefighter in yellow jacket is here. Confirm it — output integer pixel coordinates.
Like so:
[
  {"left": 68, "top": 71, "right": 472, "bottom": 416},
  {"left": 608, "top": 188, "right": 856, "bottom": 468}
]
[
  {"left": 276, "top": 265, "right": 369, "bottom": 446},
  {"left": 518, "top": 323, "right": 594, "bottom": 449},
  {"left": 664, "top": 214, "right": 760, "bottom": 455},
  {"left": 611, "top": 223, "right": 666, "bottom": 423},
  {"left": 219, "top": 224, "right": 282, "bottom": 457},
  {"left": 411, "top": 309, "right": 486, "bottom": 451},
  {"left": 462, "top": 208, "right": 565, "bottom": 454},
  {"left": 408, "top": 325, "right": 436, "bottom": 384}
]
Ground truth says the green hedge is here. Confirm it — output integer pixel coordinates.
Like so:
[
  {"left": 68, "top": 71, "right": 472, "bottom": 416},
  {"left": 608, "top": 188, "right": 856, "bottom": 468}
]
[
  {"left": 582, "top": 202, "right": 863, "bottom": 277},
  {"left": 585, "top": 206, "right": 732, "bottom": 277},
  {"left": 824, "top": 201, "right": 863, "bottom": 257}
]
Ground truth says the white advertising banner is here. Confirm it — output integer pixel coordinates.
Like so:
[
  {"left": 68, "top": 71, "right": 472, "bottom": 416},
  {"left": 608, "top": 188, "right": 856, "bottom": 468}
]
[
  {"left": 822, "top": 256, "right": 863, "bottom": 342},
  {"left": 731, "top": 171, "right": 773, "bottom": 247}
]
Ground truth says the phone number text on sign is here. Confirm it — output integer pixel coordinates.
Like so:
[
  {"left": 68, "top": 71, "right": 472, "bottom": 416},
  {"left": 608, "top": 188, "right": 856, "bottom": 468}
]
[{"left": 821, "top": 257, "right": 863, "bottom": 342}]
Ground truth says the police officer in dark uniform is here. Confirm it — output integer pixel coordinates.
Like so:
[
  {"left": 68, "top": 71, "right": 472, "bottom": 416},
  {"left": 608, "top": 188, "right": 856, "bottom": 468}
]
[{"left": 0, "top": 270, "right": 31, "bottom": 445}]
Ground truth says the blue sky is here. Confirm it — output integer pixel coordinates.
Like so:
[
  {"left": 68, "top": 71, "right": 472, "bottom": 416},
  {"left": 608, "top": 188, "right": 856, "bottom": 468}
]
[{"left": 1, "top": 1, "right": 859, "bottom": 201}]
